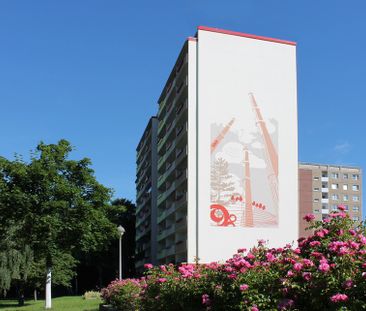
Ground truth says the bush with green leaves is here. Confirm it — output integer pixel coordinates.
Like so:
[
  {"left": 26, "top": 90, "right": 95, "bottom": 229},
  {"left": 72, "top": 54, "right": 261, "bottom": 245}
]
[{"left": 102, "top": 206, "right": 366, "bottom": 310}]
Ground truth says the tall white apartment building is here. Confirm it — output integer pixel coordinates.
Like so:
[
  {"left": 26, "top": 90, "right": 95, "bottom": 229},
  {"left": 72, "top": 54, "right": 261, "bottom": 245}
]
[{"left": 136, "top": 26, "right": 298, "bottom": 267}]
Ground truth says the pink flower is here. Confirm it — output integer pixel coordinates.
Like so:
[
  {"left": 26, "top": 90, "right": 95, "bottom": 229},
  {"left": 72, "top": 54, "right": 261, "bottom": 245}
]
[
  {"left": 266, "top": 252, "right": 276, "bottom": 262},
  {"left": 330, "top": 293, "right": 348, "bottom": 303},
  {"left": 157, "top": 278, "right": 167, "bottom": 283},
  {"left": 238, "top": 248, "right": 247, "bottom": 253},
  {"left": 303, "top": 213, "right": 315, "bottom": 222},
  {"left": 287, "top": 270, "right": 295, "bottom": 277},
  {"left": 293, "top": 263, "right": 303, "bottom": 272},
  {"left": 310, "top": 241, "right": 321, "bottom": 247},
  {"left": 318, "top": 262, "right": 330, "bottom": 273},
  {"left": 240, "top": 284, "right": 249, "bottom": 291},
  {"left": 144, "top": 263, "right": 153, "bottom": 269},
  {"left": 303, "top": 259, "right": 314, "bottom": 267},
  {"left": 302, "top": 272, "right": 312, "bottom": 281},
  {"left": 202, "top": 294, "right": 211, "bottom": 306},
  {"left": 251, "top": 306, "right": 259, "bottom": 311},
  {"left": 338, "top": 204, "right": 346, "bottom": 211},
  {"left": 343, "top": 279, "right": 353, "bottom": 289},
  {"left": 160, "top": 265, "right": 167, "bottom": 271}
]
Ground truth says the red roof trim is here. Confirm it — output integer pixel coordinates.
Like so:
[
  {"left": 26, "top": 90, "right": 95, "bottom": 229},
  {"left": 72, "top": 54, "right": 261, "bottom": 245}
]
[
  {"left": 188, "top": 36, "right": 197, "bottom": 42},
  {"left": 197, "top": 26, "right": 296, "bottom": 46}
]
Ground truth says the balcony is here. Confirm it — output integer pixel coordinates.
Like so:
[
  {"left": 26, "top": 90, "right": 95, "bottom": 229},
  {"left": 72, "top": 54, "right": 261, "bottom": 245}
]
[
  {"left": 321, "top": 177, "right": 329, "bottom": 182},
  {"left": 157, "top": 170, "right": 187, "bottom": 206},
  {"left": 157, "top": 193, "right": 187, "bottom": 224},
  {"left": 175, "top": 240, "right": 187, "bottom": 254},
  {"left": 321, "top": 188, "right": 329, "bottom": 193},
  {"left": 321, "top": 198, "right": 329, "bottom": 203},
  {"left": 157, "top": 225, "right": 176, "bottom": 241}
]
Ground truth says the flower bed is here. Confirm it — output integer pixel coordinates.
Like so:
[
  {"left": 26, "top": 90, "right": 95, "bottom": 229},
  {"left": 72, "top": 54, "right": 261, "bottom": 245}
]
[{"left": 102, "top": 206, "right": 366, "bottom": 310}]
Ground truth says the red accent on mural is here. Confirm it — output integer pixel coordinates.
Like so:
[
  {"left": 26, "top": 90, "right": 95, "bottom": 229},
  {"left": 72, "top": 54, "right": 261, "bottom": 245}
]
[
  {"left": 249, "top": 93, "right": 279, "bottom": 210},
  {"left": 242, "top": 147, "right": 253, "bottom": 227},
  {"left": 210, "top": 204, "right": 237, "bottom": 226},
  {"left": 252, "top": 201, "right": 266, "bottom": 210},
  {"left": 210, "top": 118, "right": 235, "bottom": 154}
]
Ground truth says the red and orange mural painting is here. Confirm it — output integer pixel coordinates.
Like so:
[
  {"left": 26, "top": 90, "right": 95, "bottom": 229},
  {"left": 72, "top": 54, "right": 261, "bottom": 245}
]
[{"left": 210, "top": 93, "right": 279, "bottom": 228}]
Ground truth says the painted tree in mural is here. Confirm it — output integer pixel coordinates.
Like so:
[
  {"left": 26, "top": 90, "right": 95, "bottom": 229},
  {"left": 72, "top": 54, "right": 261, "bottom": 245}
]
[{"left": 211, "top": 157, "right": 235, "bottom": 202}]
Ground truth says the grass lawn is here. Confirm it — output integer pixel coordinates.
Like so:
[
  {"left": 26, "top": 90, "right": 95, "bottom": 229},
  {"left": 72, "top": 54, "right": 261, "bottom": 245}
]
[{"left": 0, "top": 296, "right": 101, "bottom": 311}]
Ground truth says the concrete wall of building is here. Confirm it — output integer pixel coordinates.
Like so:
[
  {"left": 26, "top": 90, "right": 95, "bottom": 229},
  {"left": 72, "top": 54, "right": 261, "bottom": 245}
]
[
  {"left": 195, "top": 27, "right": 298, "bottom": 263},
  {"left": 299, "top": 168, "right": 313, "bottom": 237}
]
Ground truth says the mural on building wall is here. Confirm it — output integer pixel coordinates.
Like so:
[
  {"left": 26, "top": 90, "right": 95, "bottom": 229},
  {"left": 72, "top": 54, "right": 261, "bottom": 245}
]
[{"left": 210, "top": 93, "right": 279, "bottom": 228}]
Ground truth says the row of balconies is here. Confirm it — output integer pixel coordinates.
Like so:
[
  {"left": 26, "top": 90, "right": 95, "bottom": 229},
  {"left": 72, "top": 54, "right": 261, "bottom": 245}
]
[
  {"left": 158, "top": 148, "right": 187, "bottom": 189},
  {"left": 157, "top": 170, "right": 187, "bottom": 206},
  {"left": 157, "top": 57, "right": 187, "bottom": 121},
  {"left": 158, "top": 83, "right": 188, "bottom": 139},
  {"left": 157, "top": 193, "right": 187, "bottom": 224},
  {"left": 157, "top": 100, "right": 187, "bottom": 154},
  {"left": 158, "top": 123, "right": 187, "bottom": 171}
]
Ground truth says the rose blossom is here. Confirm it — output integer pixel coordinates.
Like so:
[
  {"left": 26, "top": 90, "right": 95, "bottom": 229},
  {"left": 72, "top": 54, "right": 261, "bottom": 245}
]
[
  {"left": 202, "top": 294, "right": 211, "bottom": 306},
  {"left": 240, "top": 284, "right": 249, "bottom": 291},
  {"left": 303, "top": 213, "right": 315, "bottom": 222},
  {"left": 330, "top": 293, "right": 348, "bottom": 303}
]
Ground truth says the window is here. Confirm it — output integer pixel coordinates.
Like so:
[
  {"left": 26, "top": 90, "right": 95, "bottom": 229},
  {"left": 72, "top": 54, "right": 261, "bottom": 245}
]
[
  {"left": 352, "top": 185, "right": 359, "bottom": 191},
  {"left": 314, "top": 198, "right": 320, "bottom": 203},
  {"left": 331, "top": 204, "right": 338, "bottom": 211},
  {"left": 343, "top": 184, "right": 348, "bottom": 191},
  {"left": 331, "top": 194, "right": 339, "bottom": 200},
  {"left": 314, "top": 209, "right": 320, "bottom": 213},
  {"left": 331, "top": 183, "right": 339, "bottom": 190},
  {"left": 314, "top": 176, "right": 320, "bottom": 181},
  {"left": 352, "top": 174, "right": 359, "bottom": 180},
  {"left": 343, "top": 195, "right": 349, "bottom": 201},
  {"left": 343, "top": 205, "right": 349, "bottom": 211},
  {"left": 353, "top": 216, "right": 360, "bottom": 221},
  {"left": 313, "top": 187, "right": 320, "bottom": 192},
  {"left": 353, "top": 206, "right": 359, "bottom": 212},
  {"left": 322, "top": 172, "right": 328, "bottom": 178},
  {"left": 343, "top": 174, "right": 348, "bottom": 179},
  {"left": 322, "top": 204, "right": 328, "bottom": 209},
  {"left": 322, "top": 182, "right": 328, "bottom": 188},
  {"left": 331, "top": 173, "right": 339, "bottom": 179},
  {"left": 353, "top": 196, "right": 359, "bottom": 202}
]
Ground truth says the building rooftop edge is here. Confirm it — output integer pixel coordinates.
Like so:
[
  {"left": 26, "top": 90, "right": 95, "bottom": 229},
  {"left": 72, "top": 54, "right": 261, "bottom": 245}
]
[
  {"left": 299, "top": 162, "right": 362, "bottom": 171},
  {"left": 197, "top": 26, "right": 296, "bottom": 46}
]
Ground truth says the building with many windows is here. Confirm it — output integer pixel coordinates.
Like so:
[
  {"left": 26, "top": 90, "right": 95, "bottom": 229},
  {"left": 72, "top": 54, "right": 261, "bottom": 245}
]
[
  {"left": 135, "top": 117, "right": 158, "bottom": 271},
  {"left": 299, "top": 163, "right": 362, "bottom": 237},
  {"left": 136, "top": 26, "right": 299, "bottom": 267}
]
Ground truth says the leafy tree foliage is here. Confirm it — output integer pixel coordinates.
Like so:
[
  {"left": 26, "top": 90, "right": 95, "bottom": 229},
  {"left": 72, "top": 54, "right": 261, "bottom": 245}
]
[
  {"left": 0, "top": 140, "right": 119, "bottom": 295},
  {"left": 76, "top": 198, "right": 136, "bottom": 291}
]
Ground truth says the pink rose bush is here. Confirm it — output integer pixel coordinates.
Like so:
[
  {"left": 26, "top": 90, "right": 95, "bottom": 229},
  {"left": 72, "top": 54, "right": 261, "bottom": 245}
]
[{"left": 102, "top": 207, "right": 366, "bottom": 310}]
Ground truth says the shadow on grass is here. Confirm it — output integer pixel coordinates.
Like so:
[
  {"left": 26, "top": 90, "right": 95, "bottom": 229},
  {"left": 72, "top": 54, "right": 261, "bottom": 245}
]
[{"left": 0, "top": 302, "right": 32, "bottom": 309}]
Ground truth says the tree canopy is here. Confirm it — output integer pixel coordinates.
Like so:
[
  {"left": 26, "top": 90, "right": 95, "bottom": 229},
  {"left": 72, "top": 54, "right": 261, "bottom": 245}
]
[{"left": 0, "top": 139, "right": 120, "bottom": 294}]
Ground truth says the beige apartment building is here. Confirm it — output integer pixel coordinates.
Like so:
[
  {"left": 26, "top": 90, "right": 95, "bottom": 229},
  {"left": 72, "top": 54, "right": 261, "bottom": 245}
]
[{"left": 299, "top": 163, "right": 362, "bottom": 237}]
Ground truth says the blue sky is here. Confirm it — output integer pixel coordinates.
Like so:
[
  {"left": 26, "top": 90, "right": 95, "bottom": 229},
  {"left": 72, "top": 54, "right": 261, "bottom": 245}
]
[{"left": 1, "top": 1, "right": 365, "bottom": 211}]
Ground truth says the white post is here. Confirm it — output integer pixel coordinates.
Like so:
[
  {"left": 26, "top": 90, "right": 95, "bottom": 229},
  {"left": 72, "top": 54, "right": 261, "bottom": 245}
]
[
  {"left": 119, "top": 235, "right": 122, "bottom": 280},
  {"left": 117, "top": 225, "right": 125, "bottom": 280},
  {"left": 45, "top": 267, "right": 52, "bottom": 309}
]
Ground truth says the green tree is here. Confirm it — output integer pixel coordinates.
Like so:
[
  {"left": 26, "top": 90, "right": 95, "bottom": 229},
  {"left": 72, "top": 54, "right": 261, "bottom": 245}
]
[
  {"left": 0, "top": 140, "right": 118, "bottom": 308},
  {"left": 76, "top": 198, "right": 136, "bottom": 291}
]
